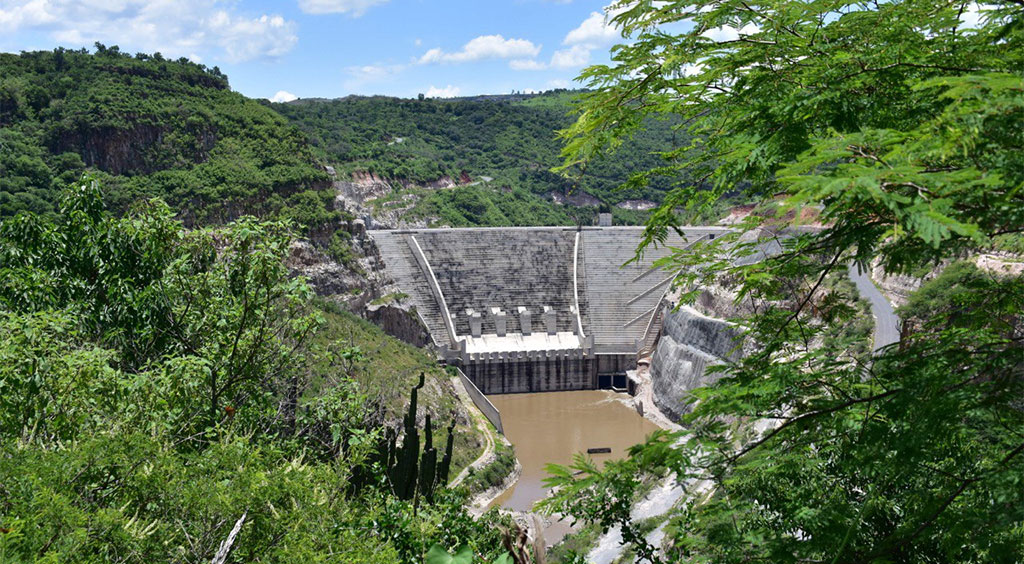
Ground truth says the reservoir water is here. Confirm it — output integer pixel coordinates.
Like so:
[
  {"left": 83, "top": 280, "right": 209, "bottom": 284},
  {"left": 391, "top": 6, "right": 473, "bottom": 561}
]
[{"left": 487, "top": 390, "right": 661, "bottom": 517}]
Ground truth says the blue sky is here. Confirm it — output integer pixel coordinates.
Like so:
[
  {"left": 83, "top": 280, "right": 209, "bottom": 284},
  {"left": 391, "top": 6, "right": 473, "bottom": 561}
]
[{"left": 0, "top": 0, "right": 625, "bottom": 101}]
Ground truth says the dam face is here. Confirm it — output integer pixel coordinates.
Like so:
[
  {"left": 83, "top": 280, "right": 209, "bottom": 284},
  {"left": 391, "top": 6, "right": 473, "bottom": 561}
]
[{"left": 370, "top": 226, "right": 728, "bottom": 394}]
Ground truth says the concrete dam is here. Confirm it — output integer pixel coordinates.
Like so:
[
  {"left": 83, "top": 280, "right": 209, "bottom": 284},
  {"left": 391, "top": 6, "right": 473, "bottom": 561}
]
[{"left": 370, "top": 226, "right": 729, "bottom": 394}]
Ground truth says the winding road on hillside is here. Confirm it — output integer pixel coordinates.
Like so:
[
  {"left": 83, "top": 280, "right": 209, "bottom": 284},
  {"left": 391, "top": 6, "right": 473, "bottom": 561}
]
[{"left": 847, "top": 263, "right": 901, "bottom": 351}]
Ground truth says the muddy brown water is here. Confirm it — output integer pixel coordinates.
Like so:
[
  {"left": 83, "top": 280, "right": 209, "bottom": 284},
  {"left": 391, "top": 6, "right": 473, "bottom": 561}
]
[{"left": 486, "top": 390, "right": 661, "bottom": 542}]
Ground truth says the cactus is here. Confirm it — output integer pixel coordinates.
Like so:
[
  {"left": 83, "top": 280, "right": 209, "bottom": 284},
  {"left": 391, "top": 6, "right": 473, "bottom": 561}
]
[
  {"left": 385, "top": 373, "right": 458, "bottom": 502},
  {"left": 437, "top": 418, "right": 456, "bottom": 489},
  {"left": 419, "top": 414, "right": 438, "bottom": 501},
  {"left": 391, "top": 372, "right": 424, "bottom": 500}
]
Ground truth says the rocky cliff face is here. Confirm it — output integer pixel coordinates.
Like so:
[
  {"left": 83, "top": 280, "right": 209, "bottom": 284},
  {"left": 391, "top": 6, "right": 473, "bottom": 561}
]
[
  {"left": 51, "top": 123, "right": 217, "bottom": 175},
  {"left": 333, "top": 172, "right": 439, "bottom": 229},
  {"left": 870, "top": 260, "right": 925, "bottom": 308},
  {"left": 650, "top": 305, "right": 745, "bottom": 422},
  {"left": 286, "top": 219, "right": 438, "bottom": 348},
  {"left": 366, "top": 303, "right": 432, "bottom": 347},
  {"left": 286, "top": 240, "right": 372, "bottom": 308}
]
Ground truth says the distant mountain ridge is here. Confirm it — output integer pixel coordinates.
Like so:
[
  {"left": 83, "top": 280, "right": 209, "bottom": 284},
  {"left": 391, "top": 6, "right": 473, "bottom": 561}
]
[
  {"left": 0, "top": 46, "right": 336, "bottom": 230},
  {"left": 272, "top": 90, "right": 705, "bottom": 226},
  {"left": 0, "top": 47, "right": 707, "bottom": 231}
]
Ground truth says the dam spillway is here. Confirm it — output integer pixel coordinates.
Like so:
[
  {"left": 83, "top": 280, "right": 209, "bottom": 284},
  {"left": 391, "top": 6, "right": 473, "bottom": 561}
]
[{"left": 370, "top": 226, "right": 729, "bottom": 394}]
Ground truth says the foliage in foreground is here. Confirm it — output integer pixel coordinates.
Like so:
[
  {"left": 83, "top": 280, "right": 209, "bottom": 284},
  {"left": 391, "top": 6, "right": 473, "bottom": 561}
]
[
  {"left": 0, "top": 181, "right": 508, "bottom": 562},
  {"left": 542, "top": 1, "right": 1024, "bottom": 563}
]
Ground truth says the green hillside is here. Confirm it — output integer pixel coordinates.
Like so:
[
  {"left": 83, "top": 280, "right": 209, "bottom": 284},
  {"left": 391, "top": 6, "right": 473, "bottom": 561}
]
[
  {"left": 0, "top": 46, "right": 336, "bottom": 230},
  {"left": 274, "top": 91, "right": 703, "bottom": 226}
]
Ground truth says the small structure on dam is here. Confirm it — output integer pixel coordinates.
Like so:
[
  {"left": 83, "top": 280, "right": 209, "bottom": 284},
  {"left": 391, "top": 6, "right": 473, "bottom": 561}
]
[{"left": 370, "top": 226, "right": 729, "bottom": 394}]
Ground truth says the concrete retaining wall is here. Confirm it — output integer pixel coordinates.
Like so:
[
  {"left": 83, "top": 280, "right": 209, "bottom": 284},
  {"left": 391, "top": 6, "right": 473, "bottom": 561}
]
[{"left": 457, "top": 367, "right": 503, "bottom": 434}]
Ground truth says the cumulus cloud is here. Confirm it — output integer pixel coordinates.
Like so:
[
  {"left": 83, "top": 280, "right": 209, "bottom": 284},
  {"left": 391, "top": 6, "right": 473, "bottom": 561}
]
[
  {"left": 270, "top": 90, "right": 298, "bottom": 103},
  {"left": 347, "top": 63, "right": 405, "bottom": 80},
  {"left": 550, "top": 44, "right": 591, "bottom": 68},
  {"left": 509, "top": 44, "right": 591, "bottom": 71},
  {"left": 701, "top": 23, "right": 760, "bottom": 42},
  {"left": 510, "top": 5, "right": 622, "bottom": 72},
  {"left": 342, "top": 63, "right": 406, "bottom": 91},
  {"left": 424, "top": 85, "right": 461, "bottom": 98},
  {"left": 0, "top": 0, "right": 297, "bottom": 63},
  {"left": 563, "top": 10, "right": 620, "bottom": 47},
  {"left": 959, "top": 3, "right": 994, "bottom": 29},
  {"left": 0, "top": 0, "right": 56, "bottom": 30},
  {"left": 297, "top": 0, "right": 389, "bottom": 17},
  {"left": 418, "top": 34, "right": 541, "bottom": 64}
]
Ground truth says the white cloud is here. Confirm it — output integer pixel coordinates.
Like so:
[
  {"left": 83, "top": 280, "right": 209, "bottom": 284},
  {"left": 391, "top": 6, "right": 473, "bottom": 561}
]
[
  {"left": 510, "top": 6, "right": 622, "bottom": 73},
  {"left": 547, "top": 78, "right": 570, "bottom": 89},
  {"left": 959, "top": 3, "right": 994, "bottom": 29},
  {"left": 509, "top": 58, "right": 547, "bottom": 71},
  {"left": 701, "top": 23, "right": 760, "bottom": 42},
  {"left": 297, "top": 0, "right": 389, "bottom": 17},
  {"left": 418, "top": 34, "right": 541, "bottom": 64},
  {"left": 347, "top": 63, "right": 405, "bottom": 80},
  {"left": 0, "top": 0, "right": 56, "bottom": 30},
  {"left": 270, "top": 90, "right": 298, "bottom": 103},
  {"left": 0, "top": 1, "right": 297, "bottom": 63},
  {"left": 208, "top": 12, "right": 297, "bottom": 61},
  {"left": 343, "top": 63, "right": 406, "bottom": 90},
  {"left": 508, "top": 44, "right": 591, "bottom": 71},
  {"left": 682, "top": 62, "right": 704, "bottom": 77},
  {"left": 424, "top": 85, "right": 461, "bottom": 98},
  {"left": 550, "top": 44, "right": 590, "bottom": 68},
  {"left": 563, "top": 10, "right": 619, "bottom": 47}
]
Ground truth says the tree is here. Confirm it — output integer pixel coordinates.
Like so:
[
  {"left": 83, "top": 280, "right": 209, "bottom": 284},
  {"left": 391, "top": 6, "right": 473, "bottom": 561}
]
[
  {"left": 0, "top": 179, "right": 513, "bottom": 562},
  {"left": 542, "top": 1, "right": 1024, "bottom": 562}
]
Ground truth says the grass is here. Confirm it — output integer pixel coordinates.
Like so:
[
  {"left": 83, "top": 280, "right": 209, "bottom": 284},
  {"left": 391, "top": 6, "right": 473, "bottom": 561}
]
[
  {"left": 548, "top": 522, "right": 602, "bottom": 564},
  {"left": 465, "top": 439, "right": 517, "bottom": 495},
  {"left": 370, "top": 292, "right": 409, "bottom": 306}
]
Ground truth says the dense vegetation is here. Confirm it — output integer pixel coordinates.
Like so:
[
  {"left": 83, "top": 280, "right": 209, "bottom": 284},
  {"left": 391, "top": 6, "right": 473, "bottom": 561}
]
[
  {"left": 544, "top": 1, "right": 1024, "bottom": 563},
  {"left": 274, "top": 91, "right": 709, "bottom": 226},
  {"left": 0, "top": 181, "right": 511, "bottom": 562},
  {"left": 0, "top": 46, "right": 337, "bottom": 231}
]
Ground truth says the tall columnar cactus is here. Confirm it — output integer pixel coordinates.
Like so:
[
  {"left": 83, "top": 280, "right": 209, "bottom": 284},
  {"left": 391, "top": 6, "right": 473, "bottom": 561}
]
[
  {"left": 389, "top": 372, "right": 424, "bottom": 500},
  {"left": 419, "top": 413, "right": 438, "bottom": 501},
  {"left": 385, "top": 373, "right": 457, "bottom": 502},
  {"left": 436, "top": 418, "right": 456, "bottom": 489}
]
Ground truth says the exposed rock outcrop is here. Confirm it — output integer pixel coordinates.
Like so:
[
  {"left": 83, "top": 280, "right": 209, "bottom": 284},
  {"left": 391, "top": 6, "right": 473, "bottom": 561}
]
[
  {"left": 332, "top": 172, "right": 439, "bottom": 229},
  {"left": 366, "top": 303, "right": 432, "bottom": 348},
  {"left": 53, "top": 123, "right": 205, "bottom": 175},
  {"left": 548, "top": 189, "right": 602, "bottom": 207},
  {"left": 870, "top": 259, "right": 927, "bottom": 308},
  {"left": 616, "top": 199, "right": 658, "bottom": 211},
  {"left": 286, "top": 240, "right": 372, "bottom": 309}
]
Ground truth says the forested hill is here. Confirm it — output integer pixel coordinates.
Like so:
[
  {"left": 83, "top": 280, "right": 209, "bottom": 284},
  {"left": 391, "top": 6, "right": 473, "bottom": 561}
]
[
  {"left": 273, "top": 91, "right": 694, "bottom": 214},
  {"left": 0, "top": 47, "right": 335, "bottom": 229}
]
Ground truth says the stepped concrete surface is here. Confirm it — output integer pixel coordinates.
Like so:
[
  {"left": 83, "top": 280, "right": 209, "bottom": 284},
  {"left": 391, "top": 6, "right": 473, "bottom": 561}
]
[
  {"left": 370, "top": 231, "right": 453, "bottom": 348},
  {"left": 369, "top": 225, "right": 731, "bottom": 393},
  {"left": 580, "top": 227, "right": 724, "bottom": 354}
]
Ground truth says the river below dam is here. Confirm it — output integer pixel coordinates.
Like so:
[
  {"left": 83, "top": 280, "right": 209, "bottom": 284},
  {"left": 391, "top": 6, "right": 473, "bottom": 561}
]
[{"left": 487, "top": 390, "right": 662, "bottom": 543}]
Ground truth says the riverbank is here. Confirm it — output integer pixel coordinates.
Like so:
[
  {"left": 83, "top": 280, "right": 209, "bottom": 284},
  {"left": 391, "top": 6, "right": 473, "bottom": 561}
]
[{"left": 449, "top": 375, "right": 523, "bottom": 514}]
